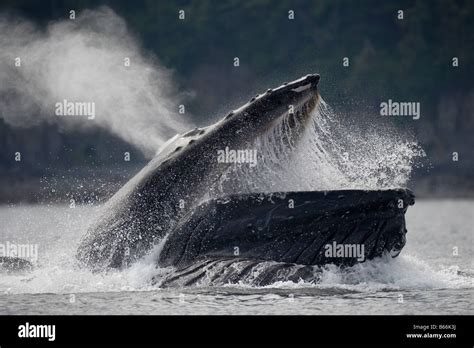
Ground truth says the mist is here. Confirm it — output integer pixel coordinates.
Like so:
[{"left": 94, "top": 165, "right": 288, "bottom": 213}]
[{"left": 0, "top": 6, "right": 189, "bottom": 157}]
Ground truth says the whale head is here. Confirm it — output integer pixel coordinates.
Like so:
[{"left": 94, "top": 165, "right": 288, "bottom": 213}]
[
  {"left": 154, "top": 73, "right": 321, "bottom": 169},
  {"left": 216, "top": 73, "right": 321, "bottom": 146}
]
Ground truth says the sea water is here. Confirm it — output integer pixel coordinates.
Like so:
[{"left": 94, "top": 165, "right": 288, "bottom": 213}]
[{"left": 0, "top": 200, "right": 472, "bottom": 315}]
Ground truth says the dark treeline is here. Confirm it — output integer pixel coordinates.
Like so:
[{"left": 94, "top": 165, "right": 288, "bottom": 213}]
[{"left": 0, "top": 0, "right": 473, "bottom": 202}]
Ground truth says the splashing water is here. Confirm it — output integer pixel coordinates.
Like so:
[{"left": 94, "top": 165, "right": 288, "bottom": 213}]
[
  {"left": 222, "top": 97, "right": 425, "bottom": 194},
  {"left": 0, "top": 7, "right": 188, "bottom": 157},
  {"left": 0, "top": 204, "right": 471, "bottom": 297}
]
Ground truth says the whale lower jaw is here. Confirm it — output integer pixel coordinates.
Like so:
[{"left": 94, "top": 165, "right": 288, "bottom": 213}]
[{"left": 154, "top": 189, "right": 414, "bottom": 287}]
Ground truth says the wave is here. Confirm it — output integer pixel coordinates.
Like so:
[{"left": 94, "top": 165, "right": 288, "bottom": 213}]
[{"left": 1, "top": 251, "right": 471, "bottom": 295}]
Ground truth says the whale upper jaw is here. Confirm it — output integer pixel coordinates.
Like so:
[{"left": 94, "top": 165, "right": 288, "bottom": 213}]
[
  {"left": 225, "top": 73, "right": 320, "bottom": 129},
  {"left": 153, "top": 73, "right": 321, "bottom": 166},
  {"left": 231, "top": 73, "right": 320, "bottom": 114}
]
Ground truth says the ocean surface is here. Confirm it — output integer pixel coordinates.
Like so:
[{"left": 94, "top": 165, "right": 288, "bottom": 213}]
[{"left": 0, "top": 199, "right": 472, "bottom": 315}]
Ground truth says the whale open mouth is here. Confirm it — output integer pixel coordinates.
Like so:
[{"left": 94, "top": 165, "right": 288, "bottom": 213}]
[
  {"left": 209, "top": 74, "right": 322, "bottom": 196},
  {"left": 258, "top": 75, "right": 320, "bottom": 142},
  {"left": 219, "top": 93, "right": 320, "bottom": 195},
  {"left": 262, "top": 91, "right": 319, "bottom": 147}
]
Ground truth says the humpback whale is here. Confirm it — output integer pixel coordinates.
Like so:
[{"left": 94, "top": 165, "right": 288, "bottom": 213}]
[{"left": 76, "top": 73, "right": 415, "bottom": 286}]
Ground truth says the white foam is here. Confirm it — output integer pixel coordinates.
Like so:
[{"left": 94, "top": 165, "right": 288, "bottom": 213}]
[{"left": 220, "top": 98, "right": 425, "bottom": 194}]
